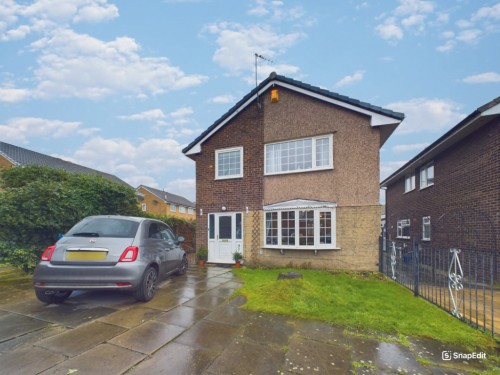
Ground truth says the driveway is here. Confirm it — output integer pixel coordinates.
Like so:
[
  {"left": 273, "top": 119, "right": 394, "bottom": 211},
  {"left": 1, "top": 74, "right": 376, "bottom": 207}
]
[{"left": 0, "top": 266, "right": 489, "bottom": 374}]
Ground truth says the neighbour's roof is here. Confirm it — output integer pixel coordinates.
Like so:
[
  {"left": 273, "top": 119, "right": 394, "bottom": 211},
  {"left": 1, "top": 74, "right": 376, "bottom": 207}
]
[
  {"left": 137, "top": 185, "right": 195, "bottom": 208},
  {"left": 0, "top": 141, "right": 130, "bottom": 186},
  {"left": 380, "top": 96, "right": 500, "bottom": 188},
  {"left": 183, "top": 72, "right": 405, "bottom": 155}
]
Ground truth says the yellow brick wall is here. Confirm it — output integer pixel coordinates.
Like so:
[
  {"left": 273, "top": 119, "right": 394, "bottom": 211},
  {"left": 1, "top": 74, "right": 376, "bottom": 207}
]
[{"left": 251, "top": 205, "right": 381, "bottom": 271}]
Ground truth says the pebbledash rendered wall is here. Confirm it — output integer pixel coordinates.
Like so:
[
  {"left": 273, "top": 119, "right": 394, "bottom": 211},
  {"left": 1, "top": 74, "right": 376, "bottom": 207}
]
[{"left": 191, "top": 86, "right": 386, "bottom": 271}]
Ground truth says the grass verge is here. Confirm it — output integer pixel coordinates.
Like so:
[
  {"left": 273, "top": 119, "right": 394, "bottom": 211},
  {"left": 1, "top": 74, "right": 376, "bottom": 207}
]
[{"left": 232, "top": 268, "right": 498, "bottom": 352}]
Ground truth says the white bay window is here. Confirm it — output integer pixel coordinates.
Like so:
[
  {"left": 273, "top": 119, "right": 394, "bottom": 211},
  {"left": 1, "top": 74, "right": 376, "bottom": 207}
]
[{"left": 264, "top": 199, "right": 336, "bottom": 249}]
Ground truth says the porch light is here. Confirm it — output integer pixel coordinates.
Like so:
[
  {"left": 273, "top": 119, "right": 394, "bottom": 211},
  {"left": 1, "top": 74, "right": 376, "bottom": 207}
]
[{"left": 221, "top": 206, "right": 227, "bottom": 211}]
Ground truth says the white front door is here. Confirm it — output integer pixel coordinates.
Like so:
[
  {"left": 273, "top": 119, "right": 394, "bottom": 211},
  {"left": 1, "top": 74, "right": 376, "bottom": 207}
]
[{"left": 208, "top": 212, "right": 243, "bottom": 263}]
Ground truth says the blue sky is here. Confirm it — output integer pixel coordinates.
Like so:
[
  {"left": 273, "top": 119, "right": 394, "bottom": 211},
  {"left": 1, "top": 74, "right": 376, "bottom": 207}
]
[{"left": 1, "top": 0, "right": 499, "bottom": 202}]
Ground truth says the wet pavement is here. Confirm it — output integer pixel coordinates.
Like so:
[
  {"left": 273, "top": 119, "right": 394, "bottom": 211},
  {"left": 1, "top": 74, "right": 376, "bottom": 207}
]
[{"left": 0, "top": 266, "right": 495, "bottom": 375}]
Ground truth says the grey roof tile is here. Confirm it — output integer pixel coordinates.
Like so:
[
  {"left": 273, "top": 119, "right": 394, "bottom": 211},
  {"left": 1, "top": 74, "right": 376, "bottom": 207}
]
[{"left": 0, "top": 141, "right": 130, "bottom": 186}]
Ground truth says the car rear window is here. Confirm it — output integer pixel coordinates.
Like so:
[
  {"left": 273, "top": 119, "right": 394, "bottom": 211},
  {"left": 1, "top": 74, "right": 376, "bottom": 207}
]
[{"left": 66, "top": 218, "right": 140, "bottom": 238}]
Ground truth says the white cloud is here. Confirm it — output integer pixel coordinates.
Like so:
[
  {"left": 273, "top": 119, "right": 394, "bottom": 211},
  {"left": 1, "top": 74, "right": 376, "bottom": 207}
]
[
  {"left": 462, "top": 72, "right": 500, "bottom": 84},
  {"left": 387, "top": 98, "right": 465, "bottom": 135},
  {"left": 392, "top": 143, "right": 430, "bottom": 153},
  {"left": 335, "top": 70, "right": 365, "bottom": 88},
  {"left": 0, "top": 117, "right": 81, "bottom": 143},
  {"left": 247, "top": 0, "right": 306, "bottom": 23},
  {"left": 23, "top": 28, "right": 208, "bottom": 100},
  {"left": 71, "top": 136, "right": 190, "bottom": 187},
  {"left": 471, "top": 3, "right": 500, "bottom": 22},
  {"left": 119, "top": 109, "right": 166, "bottom": 121},
  {"left": 0, "top": 0, "right": 119, "bottom": 41},
  {"left": 208, "top": 94, "right": 235, "bottom": 104},
  {"left": 456, "top": 29, "right": 481, "bottom": 43},
  {"left": 170, "top": 106, "right": 193, "bottom": 118},
  {"left": 380, "top": 160, "right": 408, "bottom": 182},
  {"left": 375, "top": 17, "right": 404, "bottom": 42},
  {"left": 206, "top": 22, "right": 303, "bottom": 76},
  {"left": 165, "top": 178, "right": 196, "bottom": 202},
  {"left": 0, "top": 86, "right": 31, "bottom": 102},
  {"left": 394, "top": 0, "right": 434, "bottom": 16}
]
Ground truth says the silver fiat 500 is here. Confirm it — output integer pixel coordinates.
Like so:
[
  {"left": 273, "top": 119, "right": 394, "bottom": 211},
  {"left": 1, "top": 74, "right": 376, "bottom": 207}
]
[{"left": 33, "top": 215, "right": 188, "bottom": 303}]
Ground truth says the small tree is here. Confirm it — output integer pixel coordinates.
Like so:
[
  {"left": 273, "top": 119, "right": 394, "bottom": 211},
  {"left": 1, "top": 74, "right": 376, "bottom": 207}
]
[{"left": 0, "top": 166, "right": 140, "bottom": 271}]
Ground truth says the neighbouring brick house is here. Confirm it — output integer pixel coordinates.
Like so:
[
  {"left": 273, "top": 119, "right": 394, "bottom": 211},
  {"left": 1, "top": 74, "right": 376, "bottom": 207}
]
[
  {"left": 0, "top": 141, "right": 129, "bottom": 186},
  {"left": 135, "top": 185, "right": 195, "bottom": 220},
  {"left": 183, "top": 72, "right": 404, "bottom": 270},
  {"left": 381, "top": 97, "right": 499, "bottom": 255}
]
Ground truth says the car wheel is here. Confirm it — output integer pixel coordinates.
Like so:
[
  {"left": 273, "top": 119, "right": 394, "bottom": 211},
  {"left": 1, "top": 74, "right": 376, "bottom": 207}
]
[
  {"left": 35, "top": 289, "right": 72, "bottom": 304},
  {"left": 134, "top": 266, "right": 158, "bottom": 302},
  {"left": 176, "top": 255, "right": 188, "bottom": 275}
]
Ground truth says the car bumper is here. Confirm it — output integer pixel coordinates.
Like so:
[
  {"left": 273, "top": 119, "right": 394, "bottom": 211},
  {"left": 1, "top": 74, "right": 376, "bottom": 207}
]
[{"left": 32, "top": 261, "right": 148, "bottom": 290}]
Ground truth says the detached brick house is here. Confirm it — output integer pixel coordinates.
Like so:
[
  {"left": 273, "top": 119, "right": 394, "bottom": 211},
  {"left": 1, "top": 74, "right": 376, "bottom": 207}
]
[
  {"left": 183, "top": 73, "right": 404, "bottom": 270},
  {"left": 381, "top": 97, "right": 499, "bottom": 254},
  {"left": 135, "top": 185, "right": 195, "bottom": 220},
  {"left": 0, "top": 141, "right": 128, "bottom": 186}
]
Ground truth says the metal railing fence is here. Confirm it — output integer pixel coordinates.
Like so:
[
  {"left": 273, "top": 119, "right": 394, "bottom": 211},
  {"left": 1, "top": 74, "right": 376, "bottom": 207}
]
[{"left": 380, "top": 238, "right": 498, "bottom": 337}]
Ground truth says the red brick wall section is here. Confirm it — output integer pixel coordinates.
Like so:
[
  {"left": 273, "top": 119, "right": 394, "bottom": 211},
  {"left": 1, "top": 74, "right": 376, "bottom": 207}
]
[
  {"left": 386, "top": 117, "right": 499, "bottom": 253},
  {"left": 189, "top": 101, "right": 265, "bottom": 250}
]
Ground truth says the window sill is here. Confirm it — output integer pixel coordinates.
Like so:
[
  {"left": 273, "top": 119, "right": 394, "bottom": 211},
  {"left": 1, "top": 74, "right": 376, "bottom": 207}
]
[
  {"left": 419, "top": 183, "right": 434, "bottom": 191},
  {"left": 215, "top": 175, "right": 243, "bottom": 181},
  {"left": 263, "top": 246, "right": 341, "bottom": 255},
  {"left": 396, "top": 237, "right": 410, "bottom": 240}
]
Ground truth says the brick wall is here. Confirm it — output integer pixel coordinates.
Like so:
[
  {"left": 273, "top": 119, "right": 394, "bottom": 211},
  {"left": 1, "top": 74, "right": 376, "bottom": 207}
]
[
  {"left": 190, "top": 100, "right": 265, "bottom": 250},
  {"left": 386, "top": 117, "right": 499, "bottom": 252}
]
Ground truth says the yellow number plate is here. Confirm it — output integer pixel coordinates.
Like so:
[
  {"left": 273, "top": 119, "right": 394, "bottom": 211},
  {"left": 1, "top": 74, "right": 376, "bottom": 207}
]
[{"left": 65, "top": 251, "right": 107, "bottom": 261}]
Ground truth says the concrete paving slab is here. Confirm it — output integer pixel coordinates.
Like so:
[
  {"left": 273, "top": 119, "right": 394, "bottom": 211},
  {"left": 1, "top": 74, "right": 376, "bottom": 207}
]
[
  {"left": 1, "top": 297, "right": 50, "bottom": 315},
  {"left": 242, "top": 312, "right": 295, "bottom": 346},
  {"left": 142, "top": 292, "right": 190, "bottom": 311},
  {"left": 171, "top": 285, "right": 208, "bottom": 299},
  {"left": 127, "top": 341, "right": 219, "bottom": 375},
  {"left": 0, "top": 324, "right": 66, "bottom": 353},
  {"left": 350, "top": 337, "right": 427, "bottom": 374},
  {"left": 0, "top": 346, "right": 65, "bottom": 375},
  {"left": 292, "top": 319, "right": 346, "bottom": 345},
  {"left": 0, "top": 311, "right": 49, "bottom": 342},
  {"left": 68, "top": 290, "right": 137, "bottom": 309},
  {"left": 156, "top": 305, "right": 211, "bottom": 327},
  {"left": 204, "top": 286, "right": 237, "bottom": 299},
  {"left": 206, "top": 303, "right": 253, "bottom": 326},
  {"left": 97, "top": 306, "right": 163, "bottom": 328},
  {"left": 108, "top": 321, "right": 185, "bottom": 354},
  {"left": 37, "top": 321, "right": 126, "bottom": 357},
  {"left": 39, "top": 343, "right": 145, "bottom": 375},
  {"left": 174, "top": 319, "right": 240, "bottom": 352},
  {"left": 284, "top": 336, "right": 352, "bottom": 375},
  {"left": 32, "top": 304, "right": 118, "bottom": 328},
  {"left": 183, "top": 294, "right": 227, "bottom": 310},
  {"left": 207, "top": 338, "right": 286, "bottom": 375}
]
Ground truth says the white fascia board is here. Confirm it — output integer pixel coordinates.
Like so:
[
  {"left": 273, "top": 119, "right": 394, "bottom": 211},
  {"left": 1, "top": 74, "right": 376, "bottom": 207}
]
[
  {"left": 482, "top": 102, "right": 500, "bottom": 116},
  {"left": 185, "top": 80, "right": 401, "bottom": 156}
]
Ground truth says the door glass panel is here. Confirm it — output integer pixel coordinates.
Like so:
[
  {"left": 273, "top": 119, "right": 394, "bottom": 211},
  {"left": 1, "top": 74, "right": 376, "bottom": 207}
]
[
  {"left": 209, "top": 214, "right": 215, "bottom": 239},
  {"left": 236, "top": 213, "right": 242, "bottom": 239},
  {"left": 219, "top": 216, "right": 232, "bottom": 239}
]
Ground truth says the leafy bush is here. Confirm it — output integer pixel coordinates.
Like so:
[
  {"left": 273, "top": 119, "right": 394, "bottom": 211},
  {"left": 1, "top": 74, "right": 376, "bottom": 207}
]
[{"left": 0, "top": 166, "right": 141, "bottom": 271}]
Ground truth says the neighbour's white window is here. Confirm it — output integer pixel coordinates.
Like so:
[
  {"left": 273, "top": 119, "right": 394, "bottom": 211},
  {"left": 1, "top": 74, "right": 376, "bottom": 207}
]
[
  {"left": 397, "top": 219, "right": 411, "bottom": 239},
  {"left": 265, "top": 209, "right": 335, "bottom": 249},
  {"left": 420, "top": 162, "right": 434, "bottom": 189},
  {"left": 405, "top": 173, "right": 415, "bottom": 193},
  {"left": 141, "top": 203, "right": 147, "bottom": 212},
  {"left": 188, "top": 208, "right": 194, "bottom": 215},
  {"left": 170, "top": 204, "right": 177, "bottom": 212},
  {"left": 422, "top": 216, "right": 431, "bottom": 241},
  {"left": 179, "top": 206, "right": 186, "bottom": 214},
  {"left": 265, "top": 135, "right": 333, "bottom": 175},
  {"left": 215, "top": 147, "right": 243, "bottom": 179}
]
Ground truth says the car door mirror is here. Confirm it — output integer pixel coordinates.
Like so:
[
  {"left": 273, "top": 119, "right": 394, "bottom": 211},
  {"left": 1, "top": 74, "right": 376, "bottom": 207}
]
[{"left": 177, "top": 236, "right": 185, "bottom": 243}]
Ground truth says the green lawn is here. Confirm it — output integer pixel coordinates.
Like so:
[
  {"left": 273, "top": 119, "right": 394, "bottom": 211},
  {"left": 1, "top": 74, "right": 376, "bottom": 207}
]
[{"left": 232, "top": 268, "right": 499, "bottom": 352}]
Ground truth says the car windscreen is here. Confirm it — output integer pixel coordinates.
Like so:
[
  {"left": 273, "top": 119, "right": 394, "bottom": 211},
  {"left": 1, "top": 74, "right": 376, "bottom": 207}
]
[{"left": 66, "top": 218, "right": 140, "bottom": 238}]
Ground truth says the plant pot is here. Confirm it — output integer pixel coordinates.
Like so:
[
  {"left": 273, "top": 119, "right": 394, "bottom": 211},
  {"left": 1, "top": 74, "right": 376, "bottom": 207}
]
[
  {"left": 234, "top": 261, "right": 241, "bottom": 268},
  {"left": 198, "top": 259, "right": 205, "bottom": 267}
]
